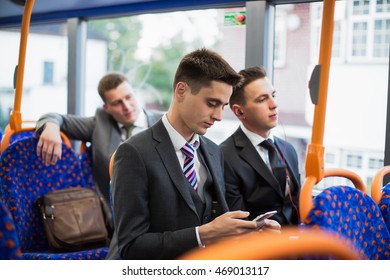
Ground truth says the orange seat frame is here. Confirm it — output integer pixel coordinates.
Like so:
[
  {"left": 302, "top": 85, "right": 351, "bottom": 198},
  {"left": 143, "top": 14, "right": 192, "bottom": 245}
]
[{"left": 179, "top": 227, "right": 360, "bottom": 260}]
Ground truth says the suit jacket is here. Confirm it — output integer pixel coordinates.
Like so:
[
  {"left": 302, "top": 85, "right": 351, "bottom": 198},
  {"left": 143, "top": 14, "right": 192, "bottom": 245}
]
[
  {"left": 107, "top": 119, "right": 229, "bottom": 259},
  {"left": 220, "top": 127, "right": 301, "bottom": 225},
  {"left": 35, "top": 108, "right": 163, "bottom": 203}
]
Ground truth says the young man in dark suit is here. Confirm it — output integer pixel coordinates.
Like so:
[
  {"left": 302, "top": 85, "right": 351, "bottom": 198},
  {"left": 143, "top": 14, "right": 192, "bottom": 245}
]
[
  {"left": 107, "top": 49, "right": 280, "bottom": 260},
  {"left": 220, "top": 66, "right": 301, "bottom": 226},
  {"left": 35, "top": 72, "right": 163, "bottom": 205}
]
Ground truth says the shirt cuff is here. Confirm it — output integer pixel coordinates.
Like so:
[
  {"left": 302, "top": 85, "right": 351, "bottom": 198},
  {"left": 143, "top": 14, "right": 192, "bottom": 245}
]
[{"left": 195, "top": 226, "right": 206, "bottom": 248}]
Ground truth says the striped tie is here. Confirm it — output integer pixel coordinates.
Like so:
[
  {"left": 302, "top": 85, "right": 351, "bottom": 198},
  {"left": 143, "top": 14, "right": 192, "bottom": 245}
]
[{"left": 181, "top": 142, "right": 198, "bottom": 190}]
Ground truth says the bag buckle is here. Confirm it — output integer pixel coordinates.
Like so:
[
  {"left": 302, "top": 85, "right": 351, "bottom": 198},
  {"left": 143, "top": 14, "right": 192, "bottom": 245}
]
[{"left": 43, "top": 205, "right": 55, "bottom": 220}]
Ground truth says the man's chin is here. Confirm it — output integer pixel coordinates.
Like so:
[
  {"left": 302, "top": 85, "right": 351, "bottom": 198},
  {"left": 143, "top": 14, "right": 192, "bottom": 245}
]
[{"left": 195, "top": 127, "right": 208, "bottom": 136}]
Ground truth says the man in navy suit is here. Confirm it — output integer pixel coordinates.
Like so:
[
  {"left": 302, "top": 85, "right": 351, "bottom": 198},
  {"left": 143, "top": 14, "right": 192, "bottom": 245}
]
[
  {"left": 107, "top": 49, "right": 280, "bottom": 260},
  {"left": 220, "top": 66, "right": 301, "bottom": 226}
]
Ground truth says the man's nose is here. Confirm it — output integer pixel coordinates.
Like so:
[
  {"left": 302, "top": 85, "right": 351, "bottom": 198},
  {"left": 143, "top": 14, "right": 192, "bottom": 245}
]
[
  {"left": 123, "top": 99, "right": 133, "bottom": 110},
  {"left": 212, "top": 107, "right": 223, "bottom": 121},
  {"left": 269, "top": 96, "right": 278, "bottom": 109}
]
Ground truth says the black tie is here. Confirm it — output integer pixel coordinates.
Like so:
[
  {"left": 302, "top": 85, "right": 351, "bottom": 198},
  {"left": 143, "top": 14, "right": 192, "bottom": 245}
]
[{"left": 260, "top": 139, "right": 287, "bottom": 194}]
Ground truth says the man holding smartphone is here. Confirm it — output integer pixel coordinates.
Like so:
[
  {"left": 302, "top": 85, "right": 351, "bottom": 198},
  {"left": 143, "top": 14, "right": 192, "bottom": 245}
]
[
  {"left": 108, "top": 49, "right": 281, "bottom": 260},
  {"left": 220, "top": 66, "right": 301, "bottom": 225}
]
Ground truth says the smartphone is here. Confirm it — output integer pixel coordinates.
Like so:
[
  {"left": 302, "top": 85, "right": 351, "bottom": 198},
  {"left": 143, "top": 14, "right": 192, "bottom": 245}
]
[{"left": 253, "top": 210, "right": 277, "bottom": 228}]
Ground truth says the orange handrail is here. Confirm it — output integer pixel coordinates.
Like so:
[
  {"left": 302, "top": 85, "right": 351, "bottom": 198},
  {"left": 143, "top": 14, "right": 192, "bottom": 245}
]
[
  {"left": 9, "top": 0, "right": 35, "bottom": 133},
  {"left": 301, "top": 0, "right": 336, "bottom": 222},
  {"left": 305, "top": 0, "right": 335, "bottom": 182},
  {"left": 179, "top": 227, "right": 360, "bottom": 260}
]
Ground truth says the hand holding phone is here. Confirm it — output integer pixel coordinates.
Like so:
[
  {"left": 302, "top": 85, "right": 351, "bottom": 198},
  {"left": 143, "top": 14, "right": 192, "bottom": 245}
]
[{"left": 253, "top": 210, "right": 277, "bottom": 229}]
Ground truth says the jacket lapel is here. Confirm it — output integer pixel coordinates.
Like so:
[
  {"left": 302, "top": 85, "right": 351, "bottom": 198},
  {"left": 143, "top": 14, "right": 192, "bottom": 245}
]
[
  {"left": 198, "top": 137, "right": 229, "bottom": 212},
  {"left": 233, "top": 128, "right": 284, "bottom": 198},
  {"left": 152, "top": 121, "right": 200, "bottom": 220}
]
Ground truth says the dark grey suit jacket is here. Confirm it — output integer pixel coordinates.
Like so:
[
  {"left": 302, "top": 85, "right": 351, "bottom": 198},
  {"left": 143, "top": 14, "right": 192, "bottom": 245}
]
[
  {"left": 220, "top": 127, "right": 301, "bottom": 225},
  {"left": 35, "top": 108, "right": 163, "bottom": 203},
  {"left": 107, "top": 119, "right": 229, "bottom": 259}
]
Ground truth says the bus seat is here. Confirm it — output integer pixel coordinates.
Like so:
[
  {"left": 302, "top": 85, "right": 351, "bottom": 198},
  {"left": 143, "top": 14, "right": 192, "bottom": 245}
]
[
  {"left": 380, "top": 184, "right": 390, "bottom": 230},
  {"left": 371, "top": 166, "right": 390, "bottom": 231},
  {"left": 108, "top": 150, "right": 117, "bottom": 214},
  {"left": 79, "top": 141, "right": 96, "bottom": 191},
  {"left": 0, "top": 200, "right": 22, "bottom": 260},
  {"left": 0, "top": 121, "right": 72, "bottom": 153},
  {"left": 179, "top": 227, "right": 360, "bottom": 260},
  {"left": 300, "top": 169, "right": 390, "bottom": 259},
  {"left": 0, "top": 137, "right": 108, "bottom": 259},
  {"left": 109, "top": 150, "right": 116, "bottom": 179},
  {"left": 1, "top": 125, "right": 35, "bottom": 154}
]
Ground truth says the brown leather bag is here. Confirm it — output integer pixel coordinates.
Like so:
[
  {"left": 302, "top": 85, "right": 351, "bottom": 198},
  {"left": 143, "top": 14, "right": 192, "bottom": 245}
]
[{"left": 37, "top": 187, "right": 109, "bottom": 251}]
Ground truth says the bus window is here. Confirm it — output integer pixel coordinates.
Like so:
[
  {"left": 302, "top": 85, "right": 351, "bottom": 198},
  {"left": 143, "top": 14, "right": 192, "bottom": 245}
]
[
  {"left": 86, "top": 7, "right": 246, "bottom": 142},
  {"left": 272, "top": 1, "right": 389, "bottom": 192},
  {"left": 0, "top": 22, "right": 69, "bottom": 128}
]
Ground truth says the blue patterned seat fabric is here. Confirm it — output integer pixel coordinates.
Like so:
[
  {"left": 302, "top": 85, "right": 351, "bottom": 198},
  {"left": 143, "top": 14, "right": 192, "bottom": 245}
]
[
  {"left": 9, "top": 130, "right": 36, "bottom": 146},
  {"left": 0, "top": 200, "right": 22, "bottom": 259},
  {"left": 379, "top": 183, "right": 390, "bottom": 231},
  {"left": 0, "top": 137, "right": 108, "bottom": 260},
  {"left": 303, "top": 186, "right": 390, "bottom": 260},
  {"left": 79, "top": 144, "right": 96, "bottom": 191}
]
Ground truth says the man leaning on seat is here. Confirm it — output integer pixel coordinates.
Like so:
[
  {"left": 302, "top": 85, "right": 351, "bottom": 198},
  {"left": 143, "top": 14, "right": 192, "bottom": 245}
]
[{"left": 34, "top": 72, "right": 163, "bottom": 205}]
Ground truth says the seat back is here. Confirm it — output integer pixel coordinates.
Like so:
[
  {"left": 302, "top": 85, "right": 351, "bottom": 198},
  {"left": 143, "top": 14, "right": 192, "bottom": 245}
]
[
  {"left": 1, "top": 122, "right": 71, "bottom": 153},
  {"left": 0, "top": 137, "right": 86, "bottom": 252},
  {"left": 1, "top": 122, "right": 37, "bottom": 153},
  {"left": 371, "top": 166, "right": 390, "bottom": 231},
  {"left": 303, "top": 185, "right": 390, "bottom": 259},
  {"left": 380, "top": 184, "right": 390, "bottom": 230},
  {"left": 79, "top": 141, "right": 96, "bottom": 191},
  {"left": 109, "top": 150, "right": 116, "bottom": 180},
  {"left": 0, "top": 200, "right": 22, "bottom": 259}
]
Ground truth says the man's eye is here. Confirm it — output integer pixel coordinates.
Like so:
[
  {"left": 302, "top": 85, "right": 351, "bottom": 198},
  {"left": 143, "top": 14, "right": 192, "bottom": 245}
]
[{"left": 208, "top": 102, "right": 217, "bottom": 107}]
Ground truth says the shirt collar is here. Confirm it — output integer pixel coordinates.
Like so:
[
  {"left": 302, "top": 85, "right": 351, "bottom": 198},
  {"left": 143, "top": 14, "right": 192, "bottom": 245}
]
[
  {"left": 118, "top": 109, "right": 148, "bottom": 130},
  {"left": 240, "top": 123, "right": 274, "bottom": 146},
  {"left": 162, "top": 114, "right": 200, "bottom": 152}
]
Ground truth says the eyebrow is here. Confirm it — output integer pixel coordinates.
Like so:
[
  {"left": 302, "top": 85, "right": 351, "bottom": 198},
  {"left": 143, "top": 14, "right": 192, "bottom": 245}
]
[{"left": 257, "top": 90, "right": 276, "bottom": 98}]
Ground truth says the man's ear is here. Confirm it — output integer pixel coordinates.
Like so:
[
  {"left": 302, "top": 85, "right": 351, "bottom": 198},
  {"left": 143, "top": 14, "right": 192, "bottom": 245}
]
[
  {"left": 102, "top": 103, "right": 109, "bottom": 112},
  {"left": 232, "top": 104, "right": 245, "bottom": 119},
  {"left": 175, "top": 82, "right": 187, "bottom": 100}
]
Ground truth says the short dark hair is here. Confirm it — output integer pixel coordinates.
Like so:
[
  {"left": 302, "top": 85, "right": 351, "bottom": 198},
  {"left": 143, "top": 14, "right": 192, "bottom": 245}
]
[
  {"left": 98, "top": 72, "right": 128, "bottom": 102},
  {"left": 173, "top": 48, "right": 242, "bottom": 93},
  {"left": 229, "top": 66, "right": 267, "bottom": 108}
]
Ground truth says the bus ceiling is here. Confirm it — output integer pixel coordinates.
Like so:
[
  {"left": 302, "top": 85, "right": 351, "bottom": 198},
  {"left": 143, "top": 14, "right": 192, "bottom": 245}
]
[{"left": 0, "top": 0, "right": 325, "bottom": 28}]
